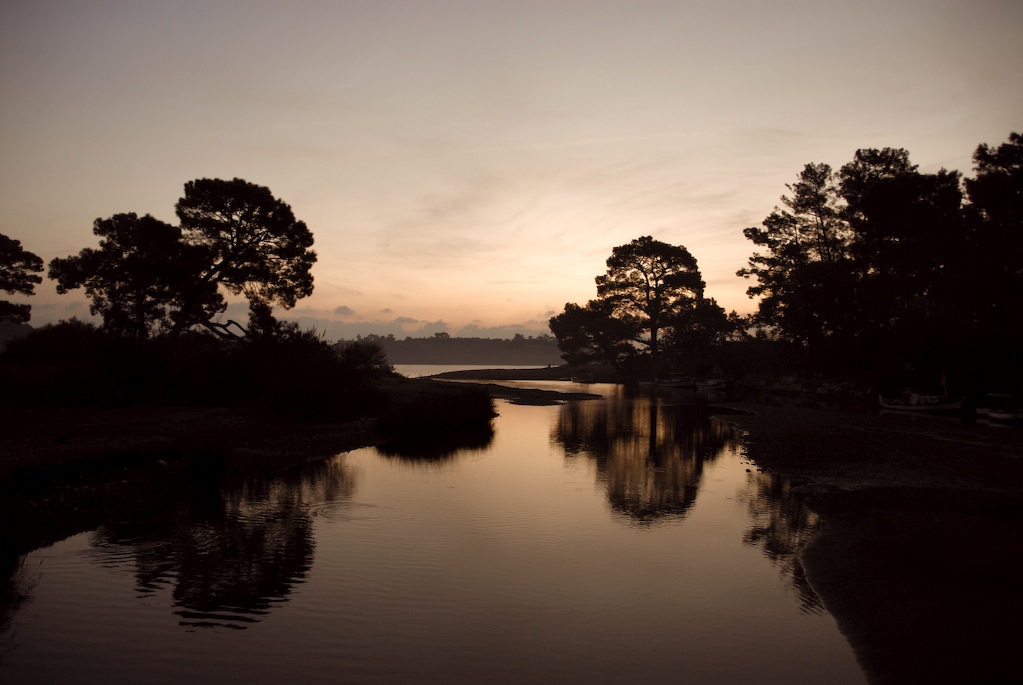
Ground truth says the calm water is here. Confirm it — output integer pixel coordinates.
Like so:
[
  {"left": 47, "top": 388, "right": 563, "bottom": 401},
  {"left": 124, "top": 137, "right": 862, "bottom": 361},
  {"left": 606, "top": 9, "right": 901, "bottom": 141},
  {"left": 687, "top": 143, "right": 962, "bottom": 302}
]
[
  {"left": 393, "top": 363, "right": 543, "bottom": 378},
  {"left": 0, "top": 386, "right": 865, "bottom": 684}
]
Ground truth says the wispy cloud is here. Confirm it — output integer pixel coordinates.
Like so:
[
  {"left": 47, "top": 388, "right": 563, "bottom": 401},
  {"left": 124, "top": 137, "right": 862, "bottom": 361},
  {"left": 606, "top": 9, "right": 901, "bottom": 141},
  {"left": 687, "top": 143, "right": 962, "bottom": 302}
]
[{"left": 5, "top": 0, "right": 1019, "bottom": 334}]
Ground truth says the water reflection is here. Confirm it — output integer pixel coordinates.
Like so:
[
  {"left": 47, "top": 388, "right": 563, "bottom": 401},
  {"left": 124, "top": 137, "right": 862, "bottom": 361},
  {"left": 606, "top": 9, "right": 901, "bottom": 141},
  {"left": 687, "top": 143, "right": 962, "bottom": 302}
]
[
  {"left": 0, "top": 555, "right": 31, "bottom": 643},
  {"left": 740, "top": 471, "right": 823, "bottom": 612},
  {"left": 2, "top": 394, "right": 869, "bottom": 683},
  {"left": 553, "top": 389, "right": 737, "bottom": 524},
  {"left": 551, "top": 388, "right": 824, "bottom": 612},
  {"left": 94, "top": 456, "right": 357, "bottom": 629},
  {"left": 376, "top": 422, "right": 495, "bottom": 465}
]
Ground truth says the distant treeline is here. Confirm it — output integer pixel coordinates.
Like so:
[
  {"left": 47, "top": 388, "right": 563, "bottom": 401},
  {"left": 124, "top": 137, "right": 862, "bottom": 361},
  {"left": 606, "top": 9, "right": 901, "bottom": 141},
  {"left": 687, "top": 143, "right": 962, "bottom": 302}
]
[{"left": 346, "top": 333, "right": 562, "bottom": 366}]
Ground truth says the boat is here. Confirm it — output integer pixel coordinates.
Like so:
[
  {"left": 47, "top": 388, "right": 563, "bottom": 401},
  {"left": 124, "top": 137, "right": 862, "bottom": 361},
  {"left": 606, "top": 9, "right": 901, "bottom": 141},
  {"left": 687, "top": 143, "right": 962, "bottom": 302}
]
[
  {"left": 987, "top": 407, "right": 1023, "bottom": 423},
  {"left": 570, "top": 372, "right": 596, "bottom": 383},
  {"left": 878, "top": 394, "right": 963, "bottom": 412},
  {"left": 695, "top": 379, "right": 727, "bottom": 389}
]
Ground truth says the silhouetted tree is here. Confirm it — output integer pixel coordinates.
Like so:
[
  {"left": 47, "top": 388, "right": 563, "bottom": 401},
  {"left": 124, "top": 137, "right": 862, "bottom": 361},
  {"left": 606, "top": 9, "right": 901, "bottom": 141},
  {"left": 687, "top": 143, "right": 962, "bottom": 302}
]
[
  {"left": 49, "top": 179, "right": 316, "bottom": 340},
  {"left": 595, "top": 236, "right": 705, "bottom": 359},
  {"left": 0, "top": 233, "right": 43, "bottom": 325},
  {"left": 840, "top": 149, "right": 966, "bottom": 336},
  {"left": 49, "top": 214, "right": 206, "bottom": 337},
  {"left": 662, "top": 297, "right": 734, "bottom": 361},
  {"left": 958, "top": 132, "right": 1023, "bottom": 389},
  {"left": 738, "top": 163, "right": 857, "bottom": 352},
  {"left": 963, "top": 132, "right": 1023, "bottom": 331},
  {"left": 552, "top": 237, "right": 725, "bottom": 372},
  {"left": 740, "top": 148, "right": 971, "bottom": 372},
  {"left": 174, "top": 178, "right": 317, "bottom": 337},
  {"left": 549, "top": 300, "right": 637, "bottom": 367}
]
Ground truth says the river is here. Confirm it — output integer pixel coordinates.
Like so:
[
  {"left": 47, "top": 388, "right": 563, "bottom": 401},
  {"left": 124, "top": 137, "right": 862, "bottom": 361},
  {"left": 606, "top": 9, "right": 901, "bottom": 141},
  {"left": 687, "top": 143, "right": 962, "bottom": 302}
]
[{"left": 0, "top": 380, "right": 865, "bottom": 684}]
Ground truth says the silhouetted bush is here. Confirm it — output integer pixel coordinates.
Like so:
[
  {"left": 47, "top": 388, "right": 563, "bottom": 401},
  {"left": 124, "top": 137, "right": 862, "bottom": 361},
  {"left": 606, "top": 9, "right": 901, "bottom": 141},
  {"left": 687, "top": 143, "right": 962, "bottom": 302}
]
[
  {"left": 0, "top": 320, "right": 389, "bottom": 418},
  {"left": 335, "top": 339, "right": 395, "bottom": 377},
  {"left": 377, "top": 385, "right": 496, "bottom": 437},
  {"left": 228, "top": 328, "right": 387, "bottom": 420},
  {"left": 0, "top": 319, "right": 131, "bottom": 403}
]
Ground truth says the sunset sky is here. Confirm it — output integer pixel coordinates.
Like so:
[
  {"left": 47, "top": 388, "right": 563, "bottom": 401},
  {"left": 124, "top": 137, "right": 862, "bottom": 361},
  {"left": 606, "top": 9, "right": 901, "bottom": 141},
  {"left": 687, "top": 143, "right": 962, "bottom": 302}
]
[{"left": 2, "top": 0, "right": 1020, "bottom": 339}]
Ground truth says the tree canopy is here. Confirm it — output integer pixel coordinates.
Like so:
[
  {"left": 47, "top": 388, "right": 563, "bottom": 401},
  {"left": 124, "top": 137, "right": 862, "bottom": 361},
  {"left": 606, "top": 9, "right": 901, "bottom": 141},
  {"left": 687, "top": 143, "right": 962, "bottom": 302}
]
[
  {"left": 738, "top": 132, "right": 1023, "bottom": 386},
  {"left": 963, "top": 132, "right": 1023, "bottom": 335},
  {"left": 0, "top": 233, "right": 44, "bottom": 324},
  {"left": 174, "top": 178, "right": 316, "bottom": 335},
  {"left": 549, "top": 299, "right": 638, "bottom": 367},
  {"left": 49, "top": 213, "right": 203, "bottom": 338},
  {"left": 49, "top": 179, "right": 316, "bottom": 339},
  {"left": 595, "top": 236, "right": 705, "bottom": 359},
  {"left": 737, "top": 162, "right": 856, "bottom": 351},
  {"left": 551, "top": 236, "right": 721, "bottom": 370}
]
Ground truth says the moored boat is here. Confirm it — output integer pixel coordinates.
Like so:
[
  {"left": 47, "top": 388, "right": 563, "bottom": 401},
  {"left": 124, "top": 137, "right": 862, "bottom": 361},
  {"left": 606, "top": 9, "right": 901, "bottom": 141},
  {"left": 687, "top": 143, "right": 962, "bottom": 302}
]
[
  {"left": 987, "top": 407, "right": 1023, "bottom": 423},
  {"left": 878, "top": 394, "right": 963, "bottom": 411}
]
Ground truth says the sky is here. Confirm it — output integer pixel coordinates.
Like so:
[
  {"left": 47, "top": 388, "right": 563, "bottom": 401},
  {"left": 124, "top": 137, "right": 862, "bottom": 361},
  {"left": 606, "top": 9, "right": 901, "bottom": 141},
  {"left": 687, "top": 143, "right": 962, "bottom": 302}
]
[{"left": 2, "top": 0, "right": 1021, "bottom": 339}]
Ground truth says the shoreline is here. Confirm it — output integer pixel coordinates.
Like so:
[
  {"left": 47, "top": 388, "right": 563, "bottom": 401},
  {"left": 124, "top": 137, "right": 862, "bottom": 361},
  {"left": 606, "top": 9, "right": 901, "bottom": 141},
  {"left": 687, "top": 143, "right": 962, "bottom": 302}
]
[
  {"left": 4, "top": 368, "right": 1021, "bottom": 682},
  {"left": 713, "top": 402, "right": 1023, "bottom": 684},
  {"left": 430, "top": 367, "right": 1023, "bottom": 682},
  {"left": 0, "top": 374, "right": 596, "bottom": 557},
  {"left": 0, "top": 403, "right": 384, "bottom": 557}
]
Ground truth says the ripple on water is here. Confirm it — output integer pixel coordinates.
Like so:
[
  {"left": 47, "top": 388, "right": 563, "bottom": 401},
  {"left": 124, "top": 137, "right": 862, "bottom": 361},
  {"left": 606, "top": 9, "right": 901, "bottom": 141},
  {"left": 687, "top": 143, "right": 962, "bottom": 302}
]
[
  {"left": 307, "top": 500, "right": 382, "bottom": 522},
  {"left": 83, "top": 535, "right": 165, "bottom": 569}
]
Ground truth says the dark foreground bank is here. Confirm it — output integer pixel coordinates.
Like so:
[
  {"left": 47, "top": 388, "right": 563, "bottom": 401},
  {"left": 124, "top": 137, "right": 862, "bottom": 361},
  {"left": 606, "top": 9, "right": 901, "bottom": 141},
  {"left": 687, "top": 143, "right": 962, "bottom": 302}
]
[
  {"left": 0, "top": 371, "right": 602, "bottom": 558},
  {"left": 717, "top": 404, "right": 1023, "bottom": 685},
  {"left": 1, "top": 376, "right": 530, "bottom": 558}
]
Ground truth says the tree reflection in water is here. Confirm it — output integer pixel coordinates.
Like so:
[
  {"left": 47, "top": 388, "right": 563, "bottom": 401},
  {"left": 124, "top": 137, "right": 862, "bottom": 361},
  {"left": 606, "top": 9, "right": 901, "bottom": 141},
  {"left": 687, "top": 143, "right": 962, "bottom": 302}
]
[
  {"left": 740, "top": 471, "right": 824, "bottom": 612},
  {"left": 0, "top": 554, "right": 32, "bottom": 652},
  {"left": 376, "top": 422, "right": 495, "bottom": 465},
  {"left": 553, "top": 388, "right": 825, "bottom": 610},
  {"left": 94, "top": 456, "right": 357, "bottom": 629},
  {"left": 553, "top": 389, "right": 736, "bottom": 524}
]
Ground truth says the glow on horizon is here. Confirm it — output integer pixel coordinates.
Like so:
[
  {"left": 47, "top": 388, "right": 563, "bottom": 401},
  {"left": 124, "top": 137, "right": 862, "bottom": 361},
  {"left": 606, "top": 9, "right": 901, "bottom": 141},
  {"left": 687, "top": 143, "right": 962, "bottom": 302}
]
[{"left": 1, "top": 1, "right": 1020, "bottom": 339}]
